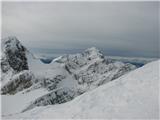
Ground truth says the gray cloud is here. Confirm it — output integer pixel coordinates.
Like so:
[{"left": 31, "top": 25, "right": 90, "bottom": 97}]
[{"left": 2, "top": 1, "right": 159, "bottom": 58}]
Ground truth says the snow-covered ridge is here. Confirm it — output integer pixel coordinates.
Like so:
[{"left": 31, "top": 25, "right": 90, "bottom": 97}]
[{"left": 5, "top": 60, "right": 159, "bottom": 119}]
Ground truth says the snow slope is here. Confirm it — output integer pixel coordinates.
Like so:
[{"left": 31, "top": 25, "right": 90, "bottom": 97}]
[
  {"left": 1, "top": 88, "right": 49, "bottom": 116},
  {"left": 4, "top": 60, "right": 159, "bottom": 119}
]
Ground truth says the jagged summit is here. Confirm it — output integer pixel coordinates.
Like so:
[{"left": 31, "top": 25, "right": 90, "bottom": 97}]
[
  {"left": 54, "top": 47, "right": 104, "bottom": 65},
  {"left": 1, "top": 36, "right": 28, "bottom": 73},
  {"left": 2, "top": 36, "right": 18, "bottom": 43},
  {"left": 83, "top": 47, "right": 103, "bottom": 59},
  {"left": 84, "top": 47, "right": 100, "bottom": 53},
  {"left": 2, "top": 36, "right": 18, "bottom": 41},
  {"left": 1, "top": 36, "right": 24, "bottom": 52}
]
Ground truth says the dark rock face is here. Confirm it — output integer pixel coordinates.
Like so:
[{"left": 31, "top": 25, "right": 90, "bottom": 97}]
[
  {"left": 6, "top": 45, "right": 28, "bottom": 72},
  {"left": 1, "top": 57, "right": 11, "bottom": 73},
  {"left": 1, "top": 71, "right": 34, "bottom": 95},
  {"left": 1, "top": 37, "right": 29, "bottom": 73},
  {"left": 41, "top": 75, "right": 66, "bottom": 91},
  {"left": 22, "top": 88, "right": 75, "bottom": 112},
  {"left": 1, "top": 37, "right": 32, "bottom": 95}
]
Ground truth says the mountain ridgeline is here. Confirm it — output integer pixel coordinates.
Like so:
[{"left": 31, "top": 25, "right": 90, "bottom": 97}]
[{"left": 1, "top": 36, "right": 136, "bottom": 112}]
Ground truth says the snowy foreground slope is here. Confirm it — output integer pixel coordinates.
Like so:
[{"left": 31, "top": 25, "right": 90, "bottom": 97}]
[{"left": 3, "top": 60, "right": 159, "bottom": 119}]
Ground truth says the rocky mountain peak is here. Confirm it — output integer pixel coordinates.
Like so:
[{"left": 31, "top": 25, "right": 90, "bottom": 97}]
[
  {"left": 1, "top": 36, "right": 28, "bottom": 73},
  {"left": 2, "top": 36, "right": 22, "bottom": 51},
  {"left": 84, "top": 47, "right": 100, "bottom": 53},
  {"left": 83, "top": 47, "right": 104, "bottom": 59}
]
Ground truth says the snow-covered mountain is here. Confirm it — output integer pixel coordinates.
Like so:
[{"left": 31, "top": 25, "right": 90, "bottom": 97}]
[
  {"left": 1, "top": 36, "right": 137, "bottom": 116},
  {"left": 3, "top": 60, "right": 159, "bottom": 119},
  {"left": 1, "top": 36, "right": 44, "bottom": 94}
]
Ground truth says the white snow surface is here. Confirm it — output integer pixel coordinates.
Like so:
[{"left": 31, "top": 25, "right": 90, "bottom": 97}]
[
  {"left": 3, "top": 60, "right": 159, "bottom": 119},
  {"left": 1, "top": 88, "right": 49, "bottom": 116}
]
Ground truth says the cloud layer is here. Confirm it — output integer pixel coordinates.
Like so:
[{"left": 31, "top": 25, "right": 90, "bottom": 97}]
[{"left": 2, "top": 2, "right": 159, "bottom": 57}]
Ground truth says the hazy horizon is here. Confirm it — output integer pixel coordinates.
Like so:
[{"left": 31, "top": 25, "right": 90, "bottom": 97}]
[{"left": 28, "top": 47, "right": 159, "bottom": 59}]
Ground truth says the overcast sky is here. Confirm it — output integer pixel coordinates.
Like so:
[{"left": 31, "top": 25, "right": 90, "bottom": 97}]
[{"left": 2, "top": 2, "right": 159, "bottom": 58}]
